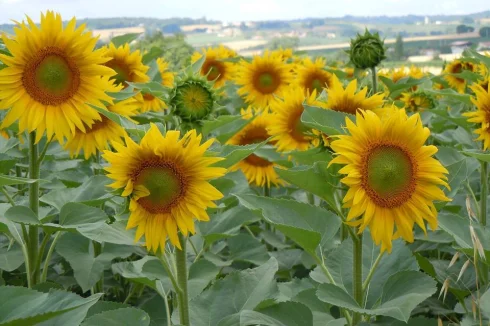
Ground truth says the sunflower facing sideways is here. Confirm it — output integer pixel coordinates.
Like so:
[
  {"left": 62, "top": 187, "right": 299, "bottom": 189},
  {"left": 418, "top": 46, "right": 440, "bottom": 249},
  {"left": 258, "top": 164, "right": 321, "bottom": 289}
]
[
  {"left": 269, "top": 88, "right": 326, "bottom": 152},
  {"left": 325, "top": 75, "right": 384, "bottom": 115},
  {"left": 329, "top": 109, "right": 450, "bottom": 252},
  {"left": 464, "top": 84, "right": 490, "bottom": 150},
  {"left": 64, "top": 96, "right": 140, "bottom": 159},
  {"left": 235, "top": 51, "right": 292, "bottom": 107},
  {"left": 227, "top": 108, "right": 285, "bottom": 187},
  {"left": 104, "top": 43, "right": 149, "bottom": 88},
  {"left": 444, "top": 59, "right": 486, "bottom": 93},
  {"left": 103, "top": 124, "right": 226, "bottom": 251},
  {"left": 191, "top": 45, "right": 236, "bottom": 88},
  {"left": 156, "top": 58, "right": 175, "bottom": 88},
  {"left": 0, "top": 11, "right": 116, "bottom": 143},
  {"left": 294, "top": 57, "right": 333, "bottom": 94}
]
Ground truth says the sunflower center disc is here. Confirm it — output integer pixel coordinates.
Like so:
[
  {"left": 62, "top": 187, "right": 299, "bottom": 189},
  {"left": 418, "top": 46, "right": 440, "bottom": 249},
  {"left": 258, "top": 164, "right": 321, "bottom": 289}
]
[
  {"left": 289, "top": 106, "right": 308, "bottom": 142},
  {"left": 23, "top": 47, "right": 80, "bottom": 105},
  {"left": 364, "top": 145, "right": 415, "bottom": 207},
  {"left": 106, "top": 59, "right": 132, "bottom": 87},
  {"left": 203, "top": 61, "right": 223, "bottom": 82},
  {"left": 255, "top": 71, "right": 278, "bottom": 94},
  {"left": 135, "top": 165, "right": 184, "bottom": 214},
  {"left": 311, "top": 78, "right": 324, "bottom": 92},
  {"left": 143, "top": 93, "right": 155, "bottom": 101}
]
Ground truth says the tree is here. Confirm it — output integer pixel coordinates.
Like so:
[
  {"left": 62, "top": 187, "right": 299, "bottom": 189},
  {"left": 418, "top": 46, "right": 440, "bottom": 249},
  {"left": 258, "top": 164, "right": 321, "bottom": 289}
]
[
  {"left": 462, "top": 17, "right": 475, "bottom": 24},
  {"left": 135, "top": 31, "right": 194, "bottom": 70},
  {"left": 394, "top": 34, "right": 405, "bottom": 61},
  {"left": 456, "top": 24, "right": 475, "bottom": 34},
  {"left": 480, "top": 26, "right": 490, "bottom": 38}
]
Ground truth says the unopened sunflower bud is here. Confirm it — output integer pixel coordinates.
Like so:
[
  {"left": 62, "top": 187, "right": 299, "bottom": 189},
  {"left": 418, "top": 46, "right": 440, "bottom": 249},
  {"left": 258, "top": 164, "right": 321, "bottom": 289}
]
[{"left": 348, "top": 30, "right": 386, "bottom": 69}]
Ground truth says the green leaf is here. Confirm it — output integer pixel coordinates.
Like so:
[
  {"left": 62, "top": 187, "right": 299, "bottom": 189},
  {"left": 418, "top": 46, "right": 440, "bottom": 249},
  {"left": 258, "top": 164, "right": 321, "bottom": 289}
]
[
  {"left": 0, "top": 175, "right": 39, "bottom": 187},
  {"left": 110, "top": 33, "right": 142, "bottom": 47},
  {"left": 310, "top": 234, "right": 419, "bottom": 308},
  {"left": 435, "top": 147, "right": 479, "bottom": 198},
  {"left": 480, "top": 287, "right": 490, "bottom": 318},
  {"left": 275, "top": 162, "right": 338, "bottom": 209},
  {"left": 4, "top": 206, "right": 39, "bottom": 225},
  {"left": 56, "top": 233, "right": 134, "bottom": 292},
  {"left": 214, "top": 142, "right": 267, "bottom": 169},
  {"left": 199, "top": 206, "right": 260, "bottom": 243},
  {"left": 228, "top": 234, "right": 270, "bottom": 265},
  {"left": 81, "top": 308, "right": 149, "bottom": 326},
  {"left": 0, "top": 243, "right": 24, "bottom": 272},
  {"left": 59, "top": 203, "right": 108, "bottom": 227},
  {"left": 317, "top": 270, "right": 437, "bottom": 322},
  {"left": 425, "top": 89, "right": 472, "bottom": 105},
  {"left": 77, "top": 221, "right": 139, "bottom": 245},
  {"left": 89, "top": 104, "right": 134, "bottom": 127},
  {"left": 235, "top": 194, "right": 341, "bottom": 255},
  {"left": 188, "top": 258, "right": 279, "bottom": 326},
  {"left": 301, "top": 105, "right": 353, "bottom": 136},
  {"left": 238, "top": 302, "right": 314, "bottom": 326},
  {"left": 40, "top": 176, "right": 113, "bottom": 211},
  {"left": 86, "top": 301, "right": 131, "bottom": 318},
  {"left": 128, "top": 82, "right": 168, "bottom": 98},
  {"left": 138, "top": 295, "right": 168, "bottom": 326},
  {"left": 142, "top": 47, "right": 164, "bottom": 65},
  {"left": 202, "top": 115, "right": 250, "bottom": 143},
  {"left": 462, "top": 150, "right": 490, "bottom": 163},
  {"left": 0, "top": 286, "right": 101, "bottom": 326}
]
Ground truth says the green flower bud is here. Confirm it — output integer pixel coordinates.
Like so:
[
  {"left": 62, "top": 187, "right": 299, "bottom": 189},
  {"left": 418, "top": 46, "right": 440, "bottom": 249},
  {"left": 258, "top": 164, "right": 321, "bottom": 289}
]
[
  {"left": 401, "top": 90, "right": 436, "bottom": 112},
  {"left": 170, "top": 74, "right": 218, "bottom": 123},
  {"left": 348, "top": 30, "right": 386, "bottom": 69}
]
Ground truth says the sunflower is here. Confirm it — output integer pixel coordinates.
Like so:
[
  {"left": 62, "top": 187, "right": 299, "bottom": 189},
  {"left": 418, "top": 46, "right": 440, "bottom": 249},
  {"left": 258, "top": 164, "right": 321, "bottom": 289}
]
[
  {"left": 156, "top": 58, "right": 175, "bottom": 87},
  {"left": 191, "top": 45, "right": 236, "bottom": 88},
  {"left": 138, "top": 92, "right": 167, "bottom": 113},
  {"left": 401, "top": 91, "right": 436, "bottom": 112},
  {"left": 329, "top": 109, "right": 450, "bottom": 252},
  {"left": 464, "top": 84, "right": 490, "bottom": 150},
  {"left": 104, "top": 43, "right": 149, "bottom": 88},
  {"left": 325, "top": 75, "right": 384, "bottom": 115},
  {"left": 380, "top": 65, "right": 424, "bottom": 83},
  {"left": 65, "top": 97, "right": 139, "bottom": 159},
  {"left": 0, "top": 11, "right": 116, "bottom": 144},
  {"left": 235, "top": 51, "right": 292, "bottom": 107},
  {"left": 103, "top": 124, "right": 226, "bottom": 251},
  {"left": 294, "top": 57, "right": 333, "bottom": 94},
  {"left": 227, "top": 108, "right": 285, "bottom": 187},
  {"left": 271, "top": 48, "right": 293, "bottom": 61},
  {"left": 170, "top": 76, "right": 216, "bottom": 122},
  {"left": 269, "top": 88, "right": 326, "bottom": 152},
  {"left": 443, "top": 59, "right": 485, "bottom": 93}
]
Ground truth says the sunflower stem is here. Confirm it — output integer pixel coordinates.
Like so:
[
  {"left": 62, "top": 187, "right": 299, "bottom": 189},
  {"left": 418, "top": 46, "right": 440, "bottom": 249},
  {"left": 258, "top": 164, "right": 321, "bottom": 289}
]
[
  {"left": 370, "top": 67, "right": 377, "bottom": 94},
  {"left": 175, "top": 233, "right": 190, "bottom": 326},
  {"left": 27, "top": 132, "right": 40, "bottom": 287},
  {"left": 352, "top": 233, "right": 363, "bottom": 325},
  {"left": 93, "top": 241, "right": 104, "bottom": 293},
  {"left": 480, "top": 161, "right": 487, "bottom": 227}
]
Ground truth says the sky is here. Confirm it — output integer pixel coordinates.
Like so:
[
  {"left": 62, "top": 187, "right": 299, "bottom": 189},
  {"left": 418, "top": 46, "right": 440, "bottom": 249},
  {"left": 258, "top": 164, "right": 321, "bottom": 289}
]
[{"left": 0, "top": 0, "right": 488, "bottom": 24}]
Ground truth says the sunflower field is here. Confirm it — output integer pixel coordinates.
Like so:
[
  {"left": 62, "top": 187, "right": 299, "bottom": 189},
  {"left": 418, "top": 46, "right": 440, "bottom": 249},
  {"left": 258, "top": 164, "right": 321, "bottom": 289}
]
[{"left": 1, "top": 11, "right": 490, "bottom": 326}]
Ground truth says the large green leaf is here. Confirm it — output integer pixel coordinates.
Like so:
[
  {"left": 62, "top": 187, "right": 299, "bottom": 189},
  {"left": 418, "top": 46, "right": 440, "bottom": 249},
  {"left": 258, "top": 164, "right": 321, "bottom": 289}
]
[
  {"left": 0, "top": 286, "right": 101, "bottom": 326},
  {"left": 311, "top": 235, "right": 419, "bottom": 307},
  {"left": 0, "top": 242, "right": 24, "bottom": 272},
  {"left": 214, "top": 142, "right": 268, "bottom": 169},
  {"left": 76, "top": 221, "right": 139, "bottom": 245},
  {"left": 56, "top": 233, "right": 134, "bottom": 292},
  {"left": 301, "top": 105, "right": 353, "bottom": 136},
  {"left": 235, "top": 194, "right": 341, "bottom": 255},
  {"left": 275, "top": 161, "right": 338, "bottom": 209},
  {"left": 202, "top": 115, "right": 249, "bottom": 143},
  {"left": 40, "top": 176, "right": 113, "bottom": 210},
  {"left": 188, "top": 257, "right": 279, "bottom": 326},
  {"left": 199, "top": 206, "right": 260, "bottom": 243},
  {"left": 316, "top": 270, "right": 437, "bottom": 322},
  {"left": 4, "top": 206, "right": 39, "bottom": 225},
  {"left": 235, "top": 302, "right": 313, "bottom": 326},
  {"left": 58, "top": 203, "right": 108, "bottom": 227},
  {"left": 110, "top": 33, "right": 142, "bottom": 47},
  {"left": 228, "top": 234, "right": 270, "bottom": 265},
  {"left": 0, "top": 175, "right": 39, "bottom": 187},
  {"left": 435, "top": 147, "right": 479, "bottom": 198},
  {"left": 81, "top": 308, "right": 150, "bottom": 326},
  {"left": 138, "top": 295, "right": 168, "bottom": 326}
]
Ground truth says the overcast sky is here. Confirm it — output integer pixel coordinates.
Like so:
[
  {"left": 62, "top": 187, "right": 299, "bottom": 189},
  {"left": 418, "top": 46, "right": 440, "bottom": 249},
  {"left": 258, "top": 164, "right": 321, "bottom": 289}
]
[{"left": 0, "top": 0, "right": 488, "bottom": 24}]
